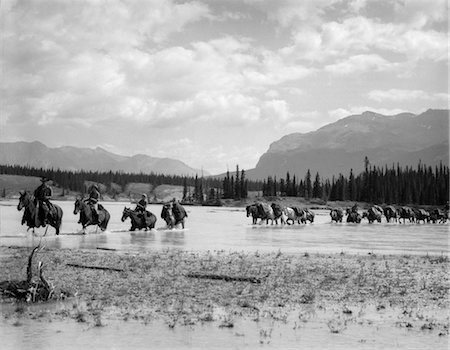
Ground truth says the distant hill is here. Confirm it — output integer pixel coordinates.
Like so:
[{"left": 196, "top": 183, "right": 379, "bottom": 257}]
[
  {"left": 246, "top": 109, "right": 449, "bottom": 180},
  {"left": 0, "top": 141, "right": 206, "bottom": 177}
]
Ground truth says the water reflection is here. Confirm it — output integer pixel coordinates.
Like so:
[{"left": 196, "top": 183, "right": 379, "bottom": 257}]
[{"left": 160, "top": 231, "right": 185, "bottom": 247}]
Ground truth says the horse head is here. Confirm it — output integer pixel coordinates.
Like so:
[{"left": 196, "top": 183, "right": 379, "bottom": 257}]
[
  {"left": 121, "top": 207, "right": 131, "bottom": 222},
  {"left": 246, "top": 205, "right": 254, "bottom": 217},
  {"left": 17, "top": 191, "right": 31, "bottom": 211},
  {"left": 73, "top": 197, "right": 84, "bottom": 215}
]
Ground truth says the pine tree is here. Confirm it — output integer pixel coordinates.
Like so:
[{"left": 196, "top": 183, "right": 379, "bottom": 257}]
[
  {"left": 305, "top": 169, "right": 312, "bottom": 199},
  {"left": 312, "top": 172, "right": 322, "bottom": 199},
  {"left": 234, "top": 165, "right": 240, "bottom": 199},
  {"left": 182, "top": 177, "right": 188, "bottom": 200}
]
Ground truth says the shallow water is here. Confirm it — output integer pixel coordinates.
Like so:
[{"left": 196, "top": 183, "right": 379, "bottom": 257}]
[
  {"left": 1, "top": 200, "right": 448, "bottom": 255},
  {"left": 1, "top": 301, "right": 448, "bottom": 350}
]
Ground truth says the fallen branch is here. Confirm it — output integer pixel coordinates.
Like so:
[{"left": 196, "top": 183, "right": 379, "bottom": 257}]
[
  {"left": 186, "top": 273, "right": 263, "bottom": 284},
  {"left": 1, "top": 244, "right": 54, "bottom": 302},
  {"left": 66, "top": 263, "right": 123, "bottom": 272}
]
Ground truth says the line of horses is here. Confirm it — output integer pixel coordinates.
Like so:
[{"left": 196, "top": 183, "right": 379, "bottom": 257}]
[
  {"left": 247, "top": 202, "right": 449, "bottom": 225},
  {"left": 246, "top": 203, "right": 315, "bottom": 225},
  {"left": 330, "top": 205, "right": 448, "bottom": 224},
  {"left": 17, "top": 191, "right": 188, "bottom": 235}
]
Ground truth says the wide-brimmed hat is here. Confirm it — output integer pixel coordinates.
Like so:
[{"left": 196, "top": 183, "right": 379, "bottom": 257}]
[
  {"left": 142, "top": 193, "right": 147, "bottom": 198},
  {"left": 40, "top": 176, "right": 50, "bottom": 182}
]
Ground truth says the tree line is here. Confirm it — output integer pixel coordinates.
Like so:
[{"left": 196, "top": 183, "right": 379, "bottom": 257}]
[
  {"left": 0, "top": 164, "right": 255, "bottom": 201},
  {"left": 262, "top": 158, "right": 449, "bottom": 205},
  {"left": 1, "top": 158, "right": 448, "bottom": 205}
]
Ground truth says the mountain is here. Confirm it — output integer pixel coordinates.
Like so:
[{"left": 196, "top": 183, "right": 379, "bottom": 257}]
[
  {"left": 0, "top": 141, "right": 206, "bottom": 176},
  {"left": 246, "top": 109, "right": 449, "bottom": 180}
]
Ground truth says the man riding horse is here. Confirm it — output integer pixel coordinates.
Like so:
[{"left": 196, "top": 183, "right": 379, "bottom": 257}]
[
  {"left": 134, "top": 193, "right": 153, "bottom": 226},
  {"left": 84, "top": 184, "right": 100, "bottom": 223},
  {"left": 33, "top": 177, "right": 53, "bottom": 226}
]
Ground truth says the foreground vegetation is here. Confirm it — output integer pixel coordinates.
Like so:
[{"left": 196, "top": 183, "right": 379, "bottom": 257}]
[{"left": 1, "top": 247, "right": 448, "bottom": 336}]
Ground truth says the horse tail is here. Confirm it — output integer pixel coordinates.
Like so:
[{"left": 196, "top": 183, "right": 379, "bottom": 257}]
[
  {"left": 100, "top": 210, "right": 110, "bottom": 231},
  {"left": 54, "top": 205, "right": 63, "bottom": 235}
]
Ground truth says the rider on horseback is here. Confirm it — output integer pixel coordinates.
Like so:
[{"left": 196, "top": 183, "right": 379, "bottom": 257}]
[
  {"left": 84, "top": 184, "right": 100, "bottom": 223},
  {"left": 135, "top": 194, "right": 148, "bottom": 213},
  {"left": 33, "top": 177, "right": 53, "bottom": 226},
  {"left": 135, "top": 193, "right": 151, "bottom": 224}
]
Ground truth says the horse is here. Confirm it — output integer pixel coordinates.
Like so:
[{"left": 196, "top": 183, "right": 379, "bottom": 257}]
[
  {"left": 292, "top": 206, "right": 307, "bottom": 224},
  {"left": 304, "top": 208, "right": 315, "bottom": 223},
  {"left": 161, "top": 202, "right": 187, "bottom": 229},
  {"left": 362, "top": 206, "right": 382, "bottom": 223},
  {"left": 271, "top": 203, "right": 285, "bottom": 224},
  {"left": 283, "top": 207, "right": 301, "bottom": 225},
  {"left": 256, "top": 202, "right": 282, "bottom": 225},
  {"left": 246, "top": 204, "right": 262, "bottom": 224},
  {"left": 17, "top": 191, "right": 63, "bottom": 235},
  {"left": 121, "top": 207, "right": 157, "bottom": 231},
  {"left": 346, "top": 208, "right": 362, "bottom": 223},
  {"left": 330, "top": 208, "right": 343, "bottom": 223},
  {"left": 73, "top": 197, "right": 110, "bottom": 232},
  {"left": 398, "top": 206, "right": 415, "bottom": 224},
  {"left": 383, "top": 205, "right": 398, "bottom": 223},
  {"left": 412, "top": 208, "right": 430, "bottom": 224},
  {"left": 429, "top": 208, "right": 447, "bottom": 224}
]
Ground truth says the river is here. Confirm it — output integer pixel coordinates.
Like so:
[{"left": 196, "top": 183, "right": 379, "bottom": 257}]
[{"left": 1, "top": 200, "right": 448, "bottom": 255}]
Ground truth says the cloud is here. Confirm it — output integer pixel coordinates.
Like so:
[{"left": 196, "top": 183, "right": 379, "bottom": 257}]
[
  {"left": 1, "top": 0, "right": 447, "bottom": 174},
  {"left": 324, "top": 54, "right": 395, "bottom": 75},
  {"left": 368, "top": 89, "right": 450, "bottom": 103}
]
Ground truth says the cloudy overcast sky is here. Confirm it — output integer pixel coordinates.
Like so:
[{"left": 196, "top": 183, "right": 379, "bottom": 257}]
[{"left": 1, "top": 0, "right": 448, "bottom": 174}]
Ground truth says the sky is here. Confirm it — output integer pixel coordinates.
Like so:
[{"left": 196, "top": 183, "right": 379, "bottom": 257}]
[{"left": 1, "top": 0, "right": 448, "bottom": 175}]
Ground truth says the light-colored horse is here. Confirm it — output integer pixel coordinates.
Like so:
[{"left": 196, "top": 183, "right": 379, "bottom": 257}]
[{"left": 283, "top": 207, "right": 303, "bottom": 225}]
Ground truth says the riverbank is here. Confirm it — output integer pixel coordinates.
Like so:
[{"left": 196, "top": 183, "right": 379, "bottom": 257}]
[{"left": 1, "top": 246, "right": 448, "bottom": 340}]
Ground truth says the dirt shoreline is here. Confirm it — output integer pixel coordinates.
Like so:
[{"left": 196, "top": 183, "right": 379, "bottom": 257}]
[{"left": 1, "top": 246, "right": 449, "bottom": 337}]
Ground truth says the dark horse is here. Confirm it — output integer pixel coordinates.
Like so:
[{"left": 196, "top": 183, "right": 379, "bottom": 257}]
[
  {"left": 330, "top": 208, "right": 343, "bottom": 223},
  {"left": 17, "top": 191, "right": 63, "bottom": 235},
  {"left": 346, "top": 208, "right": 362, "bottom": 223},
  {"left": 161, "top": 202, "right": 187, "bottom": 229},
  {"left": 246, "top": 204, "right": 261, "bottom": 224},
  {"left": 121, "top": 207, "right": 157, "bottom": 231},
  {"left": 73, "top": 197, "right": 110, "bottom": 232}
]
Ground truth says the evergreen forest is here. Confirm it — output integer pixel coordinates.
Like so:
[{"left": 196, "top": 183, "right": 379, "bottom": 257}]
[{"left": 0, "top": 158, "right": 448, "bottom": 205}]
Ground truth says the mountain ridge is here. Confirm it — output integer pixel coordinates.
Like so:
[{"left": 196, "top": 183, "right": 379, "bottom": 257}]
[
  {"left": 247, "top": 109, "right": 449, "bottom": 180},
  {"left": 0, "top": 141, "right": 206, "bottom": 176}
]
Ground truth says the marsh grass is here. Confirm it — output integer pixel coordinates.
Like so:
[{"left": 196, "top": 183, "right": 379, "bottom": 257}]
[{"left": 1, "top": 247, "right": 449, "bottom": 334}]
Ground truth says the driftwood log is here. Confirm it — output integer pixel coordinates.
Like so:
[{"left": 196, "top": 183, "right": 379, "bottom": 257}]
[
  {"left": 66, "top": 263, "right": 123, "bottom": 272},
  {"left": 186, "top": 273, "right": 264, "bottom": 284},
  {"left": 0, "top": 245, "right": 54, "bottom": 302}
]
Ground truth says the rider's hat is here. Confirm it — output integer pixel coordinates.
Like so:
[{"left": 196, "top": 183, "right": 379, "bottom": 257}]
[
  {"left": 40, "top": 176, "right": 49, "bottom": 182},
  {"left": 142, "top": 193, "right": 147, "bottom": 198}
]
